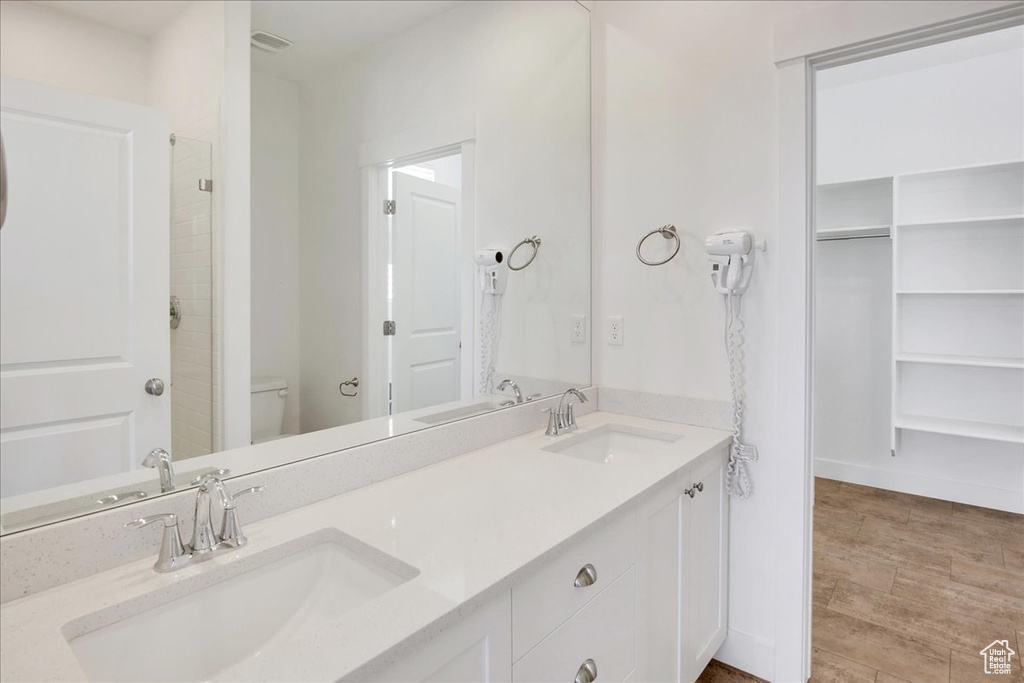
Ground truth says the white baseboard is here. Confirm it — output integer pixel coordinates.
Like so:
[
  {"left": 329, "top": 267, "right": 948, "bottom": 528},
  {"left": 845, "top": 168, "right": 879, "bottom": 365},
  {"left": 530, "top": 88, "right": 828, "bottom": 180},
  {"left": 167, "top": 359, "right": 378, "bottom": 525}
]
[
  {"left": 814, "top": 458, "right": 1024, "bottom": 514},
  {"left": 715, "top": 628, "right": 775, "bottom": 682}
]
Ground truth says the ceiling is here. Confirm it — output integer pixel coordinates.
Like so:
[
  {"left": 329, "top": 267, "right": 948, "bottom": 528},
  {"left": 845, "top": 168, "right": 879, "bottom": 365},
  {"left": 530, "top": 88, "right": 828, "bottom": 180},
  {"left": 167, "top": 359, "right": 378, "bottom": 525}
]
[
  {"left": 250, "top": 0, "right": 462, "bottom": 83},
  {"left": 33, "top": 0, "right": 192, "bottom": 37},
  {"left": 819, "top": 25, "right": 1024, "bottom": 90}
]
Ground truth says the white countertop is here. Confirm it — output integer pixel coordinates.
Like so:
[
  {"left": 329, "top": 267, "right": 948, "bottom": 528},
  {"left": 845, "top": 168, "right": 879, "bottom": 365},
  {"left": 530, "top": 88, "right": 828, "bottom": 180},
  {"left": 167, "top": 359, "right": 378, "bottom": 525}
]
[{"left": 0, "top": 412, "right": 729, "bottom": 682}]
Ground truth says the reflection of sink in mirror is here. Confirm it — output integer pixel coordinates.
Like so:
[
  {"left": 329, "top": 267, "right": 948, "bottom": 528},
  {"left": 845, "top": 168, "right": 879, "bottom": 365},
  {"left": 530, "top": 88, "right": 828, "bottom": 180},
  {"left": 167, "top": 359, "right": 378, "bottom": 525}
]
[
  {"left": 66, "top": 531, "right": 418, "bottom": 682},
  {"left": 0, "top": 467, "right": 232, "bottom": 534},
  {"left": 543, "top": 424, "right": 684, "bottom": 464},
  {"left": 416, "top": 401, "right": 505, "bottom": 424}
]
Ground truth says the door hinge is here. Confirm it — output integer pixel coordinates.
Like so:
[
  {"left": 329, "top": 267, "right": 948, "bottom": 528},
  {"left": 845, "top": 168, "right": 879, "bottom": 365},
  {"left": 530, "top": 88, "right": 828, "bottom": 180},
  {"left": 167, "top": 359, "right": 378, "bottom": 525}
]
[
  {"left": 383, "top": 200, "right": 396, "bottom": 215},
  {"left": 383, "top": 320, "right": 396, "bottom": 336},
  {"left": 199, "top": 179, "right": 213, "bottom": 192}
]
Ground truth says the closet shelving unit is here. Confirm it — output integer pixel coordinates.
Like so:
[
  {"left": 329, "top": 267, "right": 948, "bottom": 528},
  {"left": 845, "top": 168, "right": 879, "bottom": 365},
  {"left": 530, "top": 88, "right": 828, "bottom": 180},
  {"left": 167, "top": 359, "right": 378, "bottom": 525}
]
[{"left": 891, "top": 159, "right": 1024, "bottom": 448}]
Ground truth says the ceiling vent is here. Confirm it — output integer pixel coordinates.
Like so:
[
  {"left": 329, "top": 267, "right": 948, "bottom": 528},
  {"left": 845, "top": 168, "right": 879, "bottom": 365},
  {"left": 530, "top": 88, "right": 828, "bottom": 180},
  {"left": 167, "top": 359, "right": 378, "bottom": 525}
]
[{"left": 250, "top": 30, "right": 293, "bottom": 53}]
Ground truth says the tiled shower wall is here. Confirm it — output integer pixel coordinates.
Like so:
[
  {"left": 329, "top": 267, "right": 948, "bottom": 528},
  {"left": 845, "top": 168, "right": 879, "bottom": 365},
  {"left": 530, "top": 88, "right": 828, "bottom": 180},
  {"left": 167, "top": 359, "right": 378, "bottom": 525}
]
[{"left": 169, "top": 113, "right": 218, "bottom": 459}]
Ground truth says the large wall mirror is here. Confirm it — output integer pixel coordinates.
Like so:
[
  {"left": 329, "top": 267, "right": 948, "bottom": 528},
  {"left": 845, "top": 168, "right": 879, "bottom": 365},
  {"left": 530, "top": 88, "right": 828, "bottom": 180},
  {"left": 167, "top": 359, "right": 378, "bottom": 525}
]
[{"left": 0, "top": 0, "right": 591, "bottom": 534}]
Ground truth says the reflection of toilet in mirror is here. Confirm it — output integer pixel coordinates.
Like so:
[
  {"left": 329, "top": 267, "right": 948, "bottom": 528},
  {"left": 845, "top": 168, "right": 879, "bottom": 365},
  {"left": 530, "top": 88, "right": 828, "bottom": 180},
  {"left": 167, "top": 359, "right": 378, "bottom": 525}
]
[{"left": 251, "top": 376, "right": 294, "bottom": 444}]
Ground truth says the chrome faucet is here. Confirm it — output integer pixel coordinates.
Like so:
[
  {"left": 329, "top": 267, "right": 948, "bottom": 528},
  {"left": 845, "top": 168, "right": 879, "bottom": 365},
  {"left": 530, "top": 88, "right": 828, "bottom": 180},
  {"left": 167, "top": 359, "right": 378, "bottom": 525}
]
[
  {"left": 546, "top": 388, "right": 589, "bottom": 436},
  {"left": 497, "top": 378, "right": 523, "bottom": 404},
  {"left": 126, "top": 476, "right": 265, "bottom": 572},
  {"left": 142, "top": 448, "right": 175, "bottom": 493}
]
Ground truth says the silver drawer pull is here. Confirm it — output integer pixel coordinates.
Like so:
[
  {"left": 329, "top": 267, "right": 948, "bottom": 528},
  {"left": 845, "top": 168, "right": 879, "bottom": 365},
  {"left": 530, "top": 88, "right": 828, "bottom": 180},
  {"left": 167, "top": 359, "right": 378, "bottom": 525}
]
[
  {"left": 575, "top": 658, "right": 598, "bottom": 683},
  {"left": 574, "top": 563, "right": 597, "bottom": 587}
]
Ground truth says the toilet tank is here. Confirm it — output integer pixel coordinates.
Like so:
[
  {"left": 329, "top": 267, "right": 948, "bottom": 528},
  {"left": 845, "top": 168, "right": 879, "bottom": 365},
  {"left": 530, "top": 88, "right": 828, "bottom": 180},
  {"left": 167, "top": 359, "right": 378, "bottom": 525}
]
[{"left": 251, "top": 376, "right": 288, "bottom": 442}]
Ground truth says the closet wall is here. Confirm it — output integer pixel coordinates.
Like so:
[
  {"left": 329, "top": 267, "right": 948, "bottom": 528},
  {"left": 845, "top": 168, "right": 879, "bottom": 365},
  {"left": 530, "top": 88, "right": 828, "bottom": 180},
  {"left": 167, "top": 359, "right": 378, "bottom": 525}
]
[{"left": 814, "top": 28, "right": 1024, "bottom": 512}]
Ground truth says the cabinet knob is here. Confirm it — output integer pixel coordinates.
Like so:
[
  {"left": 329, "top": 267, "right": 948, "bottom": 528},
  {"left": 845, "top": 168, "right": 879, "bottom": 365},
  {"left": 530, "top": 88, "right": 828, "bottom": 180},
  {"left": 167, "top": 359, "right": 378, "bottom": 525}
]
[
  {"left": 695, "top": 481, "right": 704, "bottom": 493},
  {"left": 573, "top": 563, "right": 598, "bottom": 587},
  {"left": 685, "top": 486, "right": 696, "bottom": 498},
  {"left": 574, "top": 658, "right": 598, "bottom": 683}
]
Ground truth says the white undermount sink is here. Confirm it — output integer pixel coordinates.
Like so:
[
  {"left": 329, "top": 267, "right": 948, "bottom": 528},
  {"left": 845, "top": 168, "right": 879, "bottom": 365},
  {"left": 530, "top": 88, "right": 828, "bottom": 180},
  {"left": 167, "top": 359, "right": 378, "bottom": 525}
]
[
  {"left": 415, "top": 401, "right": 503, "bottom": 424},
  {"left": 543, "top": 423, "right": 684, "bottom": 464},
  {"left": 65, "top": 530, "right": 418, "bottom": 682}
]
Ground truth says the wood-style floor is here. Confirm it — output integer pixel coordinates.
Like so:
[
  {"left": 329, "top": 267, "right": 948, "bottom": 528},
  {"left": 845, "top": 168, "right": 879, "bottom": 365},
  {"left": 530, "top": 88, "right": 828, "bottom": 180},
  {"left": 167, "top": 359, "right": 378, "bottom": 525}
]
[{"left": 698, "top": 477, "right": 1024, "bottom": 683}]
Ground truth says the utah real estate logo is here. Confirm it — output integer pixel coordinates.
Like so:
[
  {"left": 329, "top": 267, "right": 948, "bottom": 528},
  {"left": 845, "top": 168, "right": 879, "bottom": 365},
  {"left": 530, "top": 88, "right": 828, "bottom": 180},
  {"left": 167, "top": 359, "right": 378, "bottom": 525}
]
[{"left": 980, "top": 640, "right": 1016, "bottom": 675}]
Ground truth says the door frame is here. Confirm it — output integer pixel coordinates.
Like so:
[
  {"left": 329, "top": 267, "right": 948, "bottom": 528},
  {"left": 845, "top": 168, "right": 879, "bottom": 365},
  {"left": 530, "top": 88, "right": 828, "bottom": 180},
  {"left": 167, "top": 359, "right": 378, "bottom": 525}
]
[
  {"left": 360, "top": 125, "right": 477, "bottom": 420},
  {"left": 775, "top": 2, "right": 1023, "bottom": 681}
]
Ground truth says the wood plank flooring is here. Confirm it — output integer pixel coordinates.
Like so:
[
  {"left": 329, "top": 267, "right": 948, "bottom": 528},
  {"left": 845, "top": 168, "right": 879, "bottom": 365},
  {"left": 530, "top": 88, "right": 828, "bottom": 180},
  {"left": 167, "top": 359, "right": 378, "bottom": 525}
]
[{"left": 698, "top": 478, "right": 1023, "bottom": 683}]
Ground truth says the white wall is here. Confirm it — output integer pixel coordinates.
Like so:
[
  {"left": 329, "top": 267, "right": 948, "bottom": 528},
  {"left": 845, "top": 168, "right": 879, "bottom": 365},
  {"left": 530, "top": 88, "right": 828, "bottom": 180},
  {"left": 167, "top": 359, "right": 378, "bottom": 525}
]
[
  {"left": 594, "top": 2, "right": 819, "bottom": 679},
  {"left": 817, "top": 33, "right": 1024, "bottom": 183},
  {"left": 251, "top": 71, "right": 301, "bottom": 436},
  {"left": 297, "top": 0, "right": 591, "bottom": 432},
  {"left": 0, "top": 0, "right": 150, "bottom": 104}
]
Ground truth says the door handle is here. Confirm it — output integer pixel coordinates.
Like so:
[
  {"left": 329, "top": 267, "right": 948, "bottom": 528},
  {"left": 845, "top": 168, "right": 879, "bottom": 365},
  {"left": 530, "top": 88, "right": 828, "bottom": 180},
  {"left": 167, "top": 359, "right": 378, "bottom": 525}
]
[{"left": 145, "top": 378, "right": 165, "bottom": 396}]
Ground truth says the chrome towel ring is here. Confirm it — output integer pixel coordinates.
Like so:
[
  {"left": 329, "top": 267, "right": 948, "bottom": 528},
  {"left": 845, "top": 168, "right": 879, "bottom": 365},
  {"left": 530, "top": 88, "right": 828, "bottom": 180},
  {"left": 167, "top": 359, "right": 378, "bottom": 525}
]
[
  {"left": 508, "top": 235, "right": 542, "bottom": 271},
  {"left": 636, "top": 224, "right": 680, "bottom": 266},
  {"left": 339, "top": 377, "right": 359, "bottom": 397}
]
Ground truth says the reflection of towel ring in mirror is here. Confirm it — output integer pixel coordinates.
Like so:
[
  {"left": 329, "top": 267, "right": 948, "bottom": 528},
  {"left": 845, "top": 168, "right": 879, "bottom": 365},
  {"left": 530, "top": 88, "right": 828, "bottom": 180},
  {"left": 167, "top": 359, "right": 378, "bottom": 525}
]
[
  {"left": 636, "top": 224, "right": 680, "bottom": 266},
  {"left": 339, "top": 377, "right": 359, "bottom": 397},
  {"left": 508, "top": 235, "right": 542, "bottom": 271}
]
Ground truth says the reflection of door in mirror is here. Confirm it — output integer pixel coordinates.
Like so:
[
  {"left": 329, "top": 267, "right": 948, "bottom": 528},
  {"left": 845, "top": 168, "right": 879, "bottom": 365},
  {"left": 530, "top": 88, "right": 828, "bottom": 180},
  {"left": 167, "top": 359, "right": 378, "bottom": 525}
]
[
  {"left": 389, "top": 156, "right": 465, "bottom": 415},
  {"left": 0, "top": 78, "right": 172, "bottom": 498}
]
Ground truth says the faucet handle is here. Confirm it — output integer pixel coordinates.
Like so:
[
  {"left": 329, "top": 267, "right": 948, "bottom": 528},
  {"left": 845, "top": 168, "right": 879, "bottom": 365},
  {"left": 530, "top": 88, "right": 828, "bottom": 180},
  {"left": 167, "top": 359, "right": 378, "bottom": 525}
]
[
  {"left": 219, "top": 485, "right": 266, "bottom": 548},
  {"left": 544, "top": 407, "right": 561, "bottom": 437},
  {"left": 124, "top": 514, "right": 188, "bottom": 573}
]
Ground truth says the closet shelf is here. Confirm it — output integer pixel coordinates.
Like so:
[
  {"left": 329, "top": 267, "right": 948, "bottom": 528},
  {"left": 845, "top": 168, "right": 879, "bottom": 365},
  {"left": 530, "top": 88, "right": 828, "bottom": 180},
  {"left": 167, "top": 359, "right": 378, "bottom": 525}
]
[
  {"left": 896, "top": 289, "right": 1024, "bottom": 295},
  {"left": 895, "top": 353, "right": 1024, "bottom": 370},
  {"left": 816, "top": 225, "right": 890, "bottom": 241},
  {"left": 897, "top": 214, "right": 1024, "bottom": 229},
  {"left": 895, "top": 415, "right": 1024, "bottom": 444}
]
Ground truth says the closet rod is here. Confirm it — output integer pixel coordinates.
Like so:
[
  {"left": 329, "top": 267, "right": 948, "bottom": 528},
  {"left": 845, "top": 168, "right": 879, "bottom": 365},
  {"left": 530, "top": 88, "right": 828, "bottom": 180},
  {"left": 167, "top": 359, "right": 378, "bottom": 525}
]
[{"left": 816, "top": 225, "right": 891, "bottom": 242}]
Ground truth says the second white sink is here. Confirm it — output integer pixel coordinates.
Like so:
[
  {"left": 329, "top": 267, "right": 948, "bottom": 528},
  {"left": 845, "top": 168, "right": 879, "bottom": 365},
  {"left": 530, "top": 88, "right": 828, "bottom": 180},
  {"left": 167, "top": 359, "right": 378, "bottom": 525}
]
[
  {"left": 65, "top": 529, "right": 418, "bottom": 682},
  {"left": 543, "top": 424, "right": 684, "bottom": 464}
]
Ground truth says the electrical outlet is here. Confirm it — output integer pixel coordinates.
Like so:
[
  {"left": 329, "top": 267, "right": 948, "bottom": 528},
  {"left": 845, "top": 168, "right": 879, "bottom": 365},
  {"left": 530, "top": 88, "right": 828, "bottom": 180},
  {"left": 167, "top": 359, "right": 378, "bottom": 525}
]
[
  {"left": 608, "top": 316, "right": 623, "bottom": 346},
  {"left": 571, "top": 315, "right": 587, "bottom": 344}
]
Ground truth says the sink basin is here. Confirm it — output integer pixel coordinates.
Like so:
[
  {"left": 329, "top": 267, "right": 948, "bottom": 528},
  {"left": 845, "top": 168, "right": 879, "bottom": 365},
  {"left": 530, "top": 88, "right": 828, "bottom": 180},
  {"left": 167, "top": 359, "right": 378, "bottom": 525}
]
[
  {"left": 415, "top": 401, "right": 504, "bottom": 424},
  {"left": 543, "top": 424, "right": 683, "bottom": 464},
  {"left": 65, "top": 530, "right": 418, "bottom": 682}
]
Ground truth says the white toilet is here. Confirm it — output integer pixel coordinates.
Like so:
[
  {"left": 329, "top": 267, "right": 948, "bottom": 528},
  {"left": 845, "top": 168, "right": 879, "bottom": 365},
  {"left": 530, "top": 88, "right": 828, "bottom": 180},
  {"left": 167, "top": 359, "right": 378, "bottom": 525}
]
[{"left": 251, "top": 376, "right": 292, "bottom": 443}]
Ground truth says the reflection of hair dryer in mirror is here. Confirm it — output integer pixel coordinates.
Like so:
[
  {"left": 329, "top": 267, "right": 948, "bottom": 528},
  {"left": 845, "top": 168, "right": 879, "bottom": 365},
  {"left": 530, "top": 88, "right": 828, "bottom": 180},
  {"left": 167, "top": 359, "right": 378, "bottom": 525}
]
[
  {"left": 476, "top": 249, "right": 508, "bottom": 295},
  {"left": 705, "top": 231, "right": 767, "bottom": 296}
]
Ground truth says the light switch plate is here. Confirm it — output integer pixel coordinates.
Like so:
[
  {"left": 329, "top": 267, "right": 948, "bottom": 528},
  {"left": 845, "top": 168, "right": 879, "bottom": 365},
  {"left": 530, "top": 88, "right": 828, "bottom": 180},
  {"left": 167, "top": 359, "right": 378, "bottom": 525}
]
[
  {"left": 608, "top": 316, "right": 623, "bottom": 346},
  {"left": 571, "top": 315, "right": 587, "bottom": 344}
]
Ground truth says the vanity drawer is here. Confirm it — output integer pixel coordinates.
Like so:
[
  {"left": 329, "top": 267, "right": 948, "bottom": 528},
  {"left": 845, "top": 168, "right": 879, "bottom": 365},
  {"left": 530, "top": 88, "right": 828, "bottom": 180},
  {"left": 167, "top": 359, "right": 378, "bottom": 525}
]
[
  {"left": 513, "top": 566, "right": 637, "bottom": 683},
  {"left": 512, "top": 511, "right": 635, "bottom": 660}
]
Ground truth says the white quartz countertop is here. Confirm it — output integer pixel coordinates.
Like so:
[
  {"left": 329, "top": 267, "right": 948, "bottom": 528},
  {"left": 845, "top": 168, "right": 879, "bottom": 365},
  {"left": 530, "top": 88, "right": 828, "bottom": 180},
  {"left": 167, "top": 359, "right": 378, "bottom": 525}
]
[{"left": 0, "top": 412, "right": 730, "bottom": 682}]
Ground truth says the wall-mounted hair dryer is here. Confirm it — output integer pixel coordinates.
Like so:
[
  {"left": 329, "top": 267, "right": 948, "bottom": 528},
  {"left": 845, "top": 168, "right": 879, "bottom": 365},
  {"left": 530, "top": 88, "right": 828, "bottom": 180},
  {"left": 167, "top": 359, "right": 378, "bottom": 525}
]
[
  {"left": 706, "top": 231, "right": 767, "bottom": 296},
  {"left": 476, "top": 249, "right": 508, "bottom": 295}
]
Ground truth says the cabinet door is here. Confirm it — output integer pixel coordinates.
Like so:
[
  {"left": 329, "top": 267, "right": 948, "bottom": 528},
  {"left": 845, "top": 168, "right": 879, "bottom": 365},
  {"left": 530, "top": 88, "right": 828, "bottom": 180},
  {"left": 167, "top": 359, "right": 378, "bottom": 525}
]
[
  {"left": 684, "top": 449, "right": 729, "bottom": 682},
  {"left": 634, "top": 471, "right": 689, "bottom": 683},
  {"left": 366, "top": 592, "right": 512, "bottom": 682}
]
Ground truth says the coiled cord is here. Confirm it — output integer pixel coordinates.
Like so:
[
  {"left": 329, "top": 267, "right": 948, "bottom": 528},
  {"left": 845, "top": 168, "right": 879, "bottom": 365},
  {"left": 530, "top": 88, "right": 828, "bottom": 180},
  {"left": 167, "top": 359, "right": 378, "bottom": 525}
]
[
  {"left": 478, "top": 293, "right": 502, "bottom": 393},
  {"left": 725, "top": 293, "right": 757, "bottom": 498}
]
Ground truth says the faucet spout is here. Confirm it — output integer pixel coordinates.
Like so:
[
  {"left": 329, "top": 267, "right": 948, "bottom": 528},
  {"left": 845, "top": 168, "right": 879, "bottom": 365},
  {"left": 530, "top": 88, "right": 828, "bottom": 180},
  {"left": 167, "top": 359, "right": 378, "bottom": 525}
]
[
  {"left": 142, "top": 448, "right": 175, "bottom": 493},
  {"left": 497, "top": 379, "right": 524, "bottom": 404},
  {"left": 554, "top": 388, "right": 589, "bottom": 434}
]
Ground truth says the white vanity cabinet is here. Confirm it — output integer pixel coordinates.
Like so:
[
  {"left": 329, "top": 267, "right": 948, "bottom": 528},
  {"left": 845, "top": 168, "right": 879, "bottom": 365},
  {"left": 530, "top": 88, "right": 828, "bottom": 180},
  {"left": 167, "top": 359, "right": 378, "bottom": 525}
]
[
  {"left": 366, "top": 446, "right": 729, "bottom": 683},
  {"left": 637, "top": 446, "right": 730, "bottom": 683},
  {"left": 364, "top": 593, "right": 513, "bottom": 682}
]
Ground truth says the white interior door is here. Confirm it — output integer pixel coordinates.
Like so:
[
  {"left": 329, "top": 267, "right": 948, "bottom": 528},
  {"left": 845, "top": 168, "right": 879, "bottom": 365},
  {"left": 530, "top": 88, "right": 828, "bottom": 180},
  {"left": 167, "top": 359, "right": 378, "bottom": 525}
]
[
  {"left": 391, "top": 172, "right": 461, "bottom": 413},
  {"left": 0, "top": 77, "right": 170, "bottom": 497}
]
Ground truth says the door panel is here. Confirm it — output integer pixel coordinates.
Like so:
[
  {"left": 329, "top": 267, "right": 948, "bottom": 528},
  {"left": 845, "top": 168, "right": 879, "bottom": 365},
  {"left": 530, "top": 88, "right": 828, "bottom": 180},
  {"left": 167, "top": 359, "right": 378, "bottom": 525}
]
[
  {"left": 0, "top": 77, "right": 170, "bottom": 497},
  {"left": 685, "top": 451, "right": 729, "bottom": 681},
  {"left": 391, "top": 172, "right": 461, "bottom": 413}
]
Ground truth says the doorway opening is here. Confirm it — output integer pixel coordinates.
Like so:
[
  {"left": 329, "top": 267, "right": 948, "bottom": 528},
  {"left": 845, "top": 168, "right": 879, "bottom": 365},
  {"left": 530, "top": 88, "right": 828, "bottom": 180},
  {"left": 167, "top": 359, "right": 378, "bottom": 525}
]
[
  {"left": 364, "top": 144, "right": 474, "bottom": 420},
  {"left": 809, "top": 24, "right": 1023, "bottom": 682}
]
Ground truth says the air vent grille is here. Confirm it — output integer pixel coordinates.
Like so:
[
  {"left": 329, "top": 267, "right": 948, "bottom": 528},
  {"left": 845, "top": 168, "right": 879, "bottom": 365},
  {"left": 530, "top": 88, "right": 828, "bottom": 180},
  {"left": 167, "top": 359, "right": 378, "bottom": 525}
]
[{"left": 251, "top": 30, "right": 293, "bottom": 53}]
